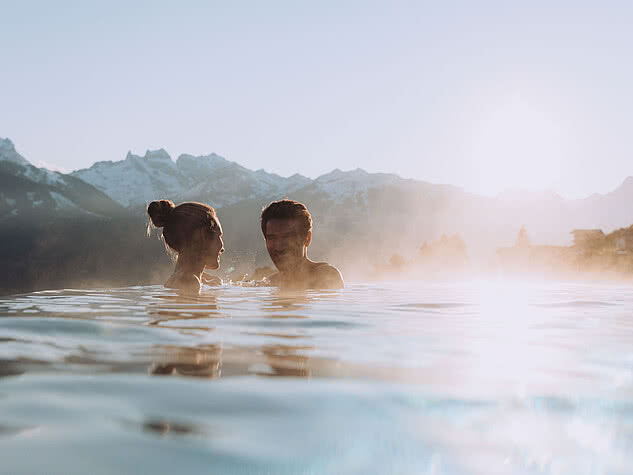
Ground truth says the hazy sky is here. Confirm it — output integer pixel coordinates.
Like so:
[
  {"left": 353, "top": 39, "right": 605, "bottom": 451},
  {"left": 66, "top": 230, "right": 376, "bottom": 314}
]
[{"left": 1, "top": 1, "right": 632, "bottom": 198}]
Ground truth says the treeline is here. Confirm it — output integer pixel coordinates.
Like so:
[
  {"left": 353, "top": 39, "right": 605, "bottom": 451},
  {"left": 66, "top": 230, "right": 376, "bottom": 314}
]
[
  {"left": 0, "top": 216, "right": 173, "bottom": 295},
  {"left": 0, "top": 204, "right": 284, "bottom": 295}
]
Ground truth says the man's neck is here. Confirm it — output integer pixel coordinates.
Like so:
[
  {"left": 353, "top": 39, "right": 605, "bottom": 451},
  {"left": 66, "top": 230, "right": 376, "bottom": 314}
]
[{"left": 277, "top": 256, "right": 313, "bottom": 284}]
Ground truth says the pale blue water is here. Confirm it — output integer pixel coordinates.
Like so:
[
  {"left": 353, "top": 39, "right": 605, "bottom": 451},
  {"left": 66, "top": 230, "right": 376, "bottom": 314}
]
[{"left": 1, "top": 281, "right": 633, "bottom": 474}]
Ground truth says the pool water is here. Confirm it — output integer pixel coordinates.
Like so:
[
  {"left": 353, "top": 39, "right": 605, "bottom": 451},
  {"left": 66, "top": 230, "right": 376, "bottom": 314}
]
[{"left": 1, "top": 281, "right": 632, "bottom": 474}]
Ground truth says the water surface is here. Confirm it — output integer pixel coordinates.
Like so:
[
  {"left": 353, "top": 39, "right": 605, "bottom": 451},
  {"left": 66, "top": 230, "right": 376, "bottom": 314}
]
[{"left": 1, "top": 281, "right": 632, "bottom": 474}]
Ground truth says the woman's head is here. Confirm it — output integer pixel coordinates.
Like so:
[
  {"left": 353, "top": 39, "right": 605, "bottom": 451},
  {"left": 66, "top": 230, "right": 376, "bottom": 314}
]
[{"left": 147, "top": 200, "right": 224, "bottom": 269}]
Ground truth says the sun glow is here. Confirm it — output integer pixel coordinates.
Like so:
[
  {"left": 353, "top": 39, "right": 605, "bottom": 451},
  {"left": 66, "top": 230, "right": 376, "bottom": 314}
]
[
  {"left": 457, "top": 279, "right": 572, "bottom": 397},
  {"left": 465, "top": 92, "right": 571, "bottom": 196}
]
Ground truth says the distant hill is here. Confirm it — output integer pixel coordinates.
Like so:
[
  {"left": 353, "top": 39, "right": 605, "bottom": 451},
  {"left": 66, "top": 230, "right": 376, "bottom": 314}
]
[{"left": 0, "top": 138, "right": 125, "bottom": 220}]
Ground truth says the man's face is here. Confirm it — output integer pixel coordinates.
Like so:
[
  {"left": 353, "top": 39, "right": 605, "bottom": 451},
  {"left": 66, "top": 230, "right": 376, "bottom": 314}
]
[{"left": 265, "top": 218, "right": 308, "bottom": 270}]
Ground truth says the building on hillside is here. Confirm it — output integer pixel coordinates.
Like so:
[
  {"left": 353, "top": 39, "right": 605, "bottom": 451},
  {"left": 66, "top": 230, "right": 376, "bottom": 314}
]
[
  {"left": 571, "top": 229, "right": 605, "bottom": 254},
  {"left": 498, "top": 224, "right": 633, "bottom": 276},
  {"left": 604, "top": 225, "right": 633, "bottom": 255},
  {"left": 497, "top": 227, "right": 573, "bottom": 274},
  {"left": 617, "top": 238, "right": 627, "bottom": 254},
  {"left": 515, "top": 225, "right": 531, "bottom": 248}
]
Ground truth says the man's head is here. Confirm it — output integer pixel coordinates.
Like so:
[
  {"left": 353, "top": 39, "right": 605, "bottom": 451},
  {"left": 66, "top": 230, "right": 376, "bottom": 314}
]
[{"left": 261, "top": 200, "right": 312, "bottom": 270}]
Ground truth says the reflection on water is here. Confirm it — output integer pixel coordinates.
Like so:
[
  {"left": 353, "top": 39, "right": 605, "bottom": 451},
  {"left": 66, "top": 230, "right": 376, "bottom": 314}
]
[
  {"left": 1, "top": 281, "right": 633, "bottom": 474},
  {"left": 131, "top": 418, "right": 209, "bottom": 438},
  {"left": 149, "top": 344, "right": 223, "bottom": 378},
  {"left": 147, "top": 293, "right": 220, "bottom": 326}
]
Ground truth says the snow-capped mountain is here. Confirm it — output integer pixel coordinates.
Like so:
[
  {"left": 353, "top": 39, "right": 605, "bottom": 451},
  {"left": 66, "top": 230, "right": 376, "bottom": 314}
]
[
  {"left": 0, "top": 138, "right": 124, "bottom": 219},
  {"left": 0, "top": 137, "right": 66, "bottom": 186},
  {"left": 308, "top": 168, "right": 404, "bottom": 197},
  {"left": 73, "top": 147, "right": 471, "bottom": 212},
  {"left": 72, "top": 149, "right": 313, "bottom": 208},
  {"left": 0, "top": 138, "right": 30, "bottom": 167},
  {"left": 176, "top": 153, "right": 311, "bottom": 207},
  {"left": 71, "top": 149, "right": 186, "bottom": 207}
]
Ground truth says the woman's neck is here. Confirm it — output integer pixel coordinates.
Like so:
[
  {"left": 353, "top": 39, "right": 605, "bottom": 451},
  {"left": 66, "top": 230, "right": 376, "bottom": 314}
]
[{"left": 174, "top": 252, "right": 205, "bottom": 278}]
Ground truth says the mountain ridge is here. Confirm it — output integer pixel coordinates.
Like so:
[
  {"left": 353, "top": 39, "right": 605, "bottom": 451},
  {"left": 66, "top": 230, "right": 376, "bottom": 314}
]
[
  {"left": 3, "top": 136, "right": 633, "bottom": 255},
  {"left": 0, "top": 137, "right": 125, "bottom": 219}
]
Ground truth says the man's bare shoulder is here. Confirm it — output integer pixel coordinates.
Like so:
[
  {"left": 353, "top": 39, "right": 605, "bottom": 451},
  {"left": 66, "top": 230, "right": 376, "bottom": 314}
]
[{"left": 310, "top": 262, "right": 344, "bottom": 289}]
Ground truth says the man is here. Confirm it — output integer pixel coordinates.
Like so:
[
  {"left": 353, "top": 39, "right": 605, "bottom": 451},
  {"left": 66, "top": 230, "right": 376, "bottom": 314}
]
[{"left": 260, "top": 199, "right": 344, "bottom": 289}]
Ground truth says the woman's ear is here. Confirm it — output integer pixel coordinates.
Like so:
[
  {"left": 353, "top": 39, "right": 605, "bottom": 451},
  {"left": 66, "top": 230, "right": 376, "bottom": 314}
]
[
  {"left": 183, "top": 228, "right": 205, "bottom": 256},
  {"left": 195, "top": 227, "right": 207, "bottom": 247}
]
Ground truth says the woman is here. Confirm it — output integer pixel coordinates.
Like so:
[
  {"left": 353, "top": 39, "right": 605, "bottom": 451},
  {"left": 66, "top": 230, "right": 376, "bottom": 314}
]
[{"left": 147, "top": 200, "right": 224, "bottom": 294}]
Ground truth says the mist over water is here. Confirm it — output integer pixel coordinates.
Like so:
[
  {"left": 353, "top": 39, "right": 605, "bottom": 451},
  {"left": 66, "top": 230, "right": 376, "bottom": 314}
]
[{"left": 1, "top": 280, "right": 632, "bottom": 474}]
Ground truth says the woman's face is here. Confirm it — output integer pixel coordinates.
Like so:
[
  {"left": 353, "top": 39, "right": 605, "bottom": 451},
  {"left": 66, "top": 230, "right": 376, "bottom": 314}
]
[{"left": 203, "top": 217, "right": 224, "bottom": 269}]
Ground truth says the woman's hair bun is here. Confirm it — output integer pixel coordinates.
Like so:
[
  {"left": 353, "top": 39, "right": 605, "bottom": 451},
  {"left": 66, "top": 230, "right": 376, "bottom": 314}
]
[{"left": 147, "top": 199, "right": 176, "bottom": 227}]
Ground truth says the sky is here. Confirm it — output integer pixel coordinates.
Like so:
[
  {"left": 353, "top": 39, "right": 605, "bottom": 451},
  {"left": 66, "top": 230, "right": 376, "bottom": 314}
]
[{"left": 1, "top": 1, "right": 632, "bottom": 198}]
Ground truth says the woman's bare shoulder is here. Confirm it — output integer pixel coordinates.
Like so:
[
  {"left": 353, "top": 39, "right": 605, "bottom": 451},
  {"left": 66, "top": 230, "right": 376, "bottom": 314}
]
[{"left": 165, "top": 272, "right": 202, "bottom": 294}]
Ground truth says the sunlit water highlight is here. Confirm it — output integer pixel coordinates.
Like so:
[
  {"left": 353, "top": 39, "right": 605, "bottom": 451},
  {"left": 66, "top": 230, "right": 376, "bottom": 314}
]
[{"left": 1, "top": 281, "right": 633, "bottom": 474}]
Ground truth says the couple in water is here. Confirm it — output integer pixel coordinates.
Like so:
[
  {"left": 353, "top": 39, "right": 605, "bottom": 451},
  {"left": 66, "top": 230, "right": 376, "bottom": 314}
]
[{"left": 147, "top": 199, "right": 344, "bottom": 294}]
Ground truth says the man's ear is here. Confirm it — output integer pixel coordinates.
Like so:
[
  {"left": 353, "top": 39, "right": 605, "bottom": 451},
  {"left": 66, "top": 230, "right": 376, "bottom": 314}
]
[{"left": 305, "top": 230, "right": 312, "bottom": 247}]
